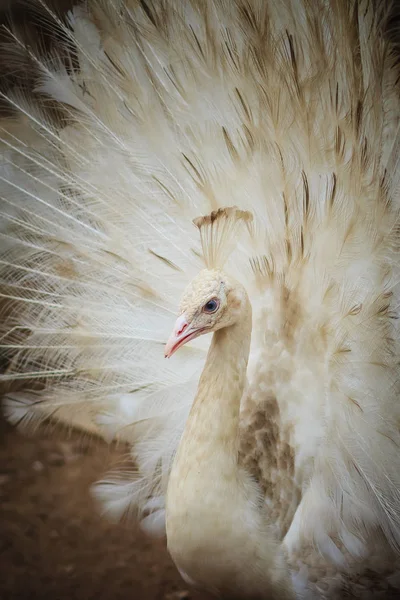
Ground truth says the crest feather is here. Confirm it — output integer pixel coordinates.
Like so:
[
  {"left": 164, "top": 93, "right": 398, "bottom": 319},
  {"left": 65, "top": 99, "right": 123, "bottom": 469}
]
[{"left": 193, "top": 206, "right": 253, "bottom": 269}]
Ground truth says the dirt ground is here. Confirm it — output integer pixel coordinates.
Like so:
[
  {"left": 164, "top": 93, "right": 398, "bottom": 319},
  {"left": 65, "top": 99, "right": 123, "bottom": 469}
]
[{"left": 0, "top": 416, "right": 209, "bottom": 600}]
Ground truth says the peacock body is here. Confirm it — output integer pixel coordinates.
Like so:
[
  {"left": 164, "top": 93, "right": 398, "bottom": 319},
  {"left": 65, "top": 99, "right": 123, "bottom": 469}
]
[{"left": 1, "top": 0, "right": 400, "bottom": 597}]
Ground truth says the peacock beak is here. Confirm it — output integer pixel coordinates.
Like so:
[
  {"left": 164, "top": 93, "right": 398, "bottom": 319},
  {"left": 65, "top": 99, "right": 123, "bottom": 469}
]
[{"left": 164, "top": 315, "right": 205, "bottom": 358}]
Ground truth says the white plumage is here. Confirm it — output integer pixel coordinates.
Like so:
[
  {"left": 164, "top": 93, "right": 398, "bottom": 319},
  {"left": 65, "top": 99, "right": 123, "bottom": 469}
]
[{"left": 1, "top": 0, "right": 400, "bottom": 597}]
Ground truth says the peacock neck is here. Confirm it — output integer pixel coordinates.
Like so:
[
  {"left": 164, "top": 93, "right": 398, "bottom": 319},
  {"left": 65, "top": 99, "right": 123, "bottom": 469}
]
[
  {"left": 185, "top": 307, "right": 251, "bottom": 457},
  {"left": 170, "top": 298, "right": 252, "bottom": 479}
]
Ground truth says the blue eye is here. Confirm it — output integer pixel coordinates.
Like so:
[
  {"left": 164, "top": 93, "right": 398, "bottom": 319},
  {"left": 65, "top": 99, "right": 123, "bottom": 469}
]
[{"left": 203, "top": 298, "right": 219, "bottom": 313}]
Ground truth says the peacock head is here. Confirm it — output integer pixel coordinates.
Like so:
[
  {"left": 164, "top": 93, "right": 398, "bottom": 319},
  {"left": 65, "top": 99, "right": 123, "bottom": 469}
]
[
  {"left": 164, "top": 206, "right": 252, "bottom": 358},
  {"left": 164, "top": 268, "right": 247, "bottom": 358}
]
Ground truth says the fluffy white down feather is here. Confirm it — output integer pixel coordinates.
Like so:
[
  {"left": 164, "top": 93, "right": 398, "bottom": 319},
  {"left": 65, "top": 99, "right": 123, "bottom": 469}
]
[{"left": 1, "top": 0, "right": 400, "bottom": 596}]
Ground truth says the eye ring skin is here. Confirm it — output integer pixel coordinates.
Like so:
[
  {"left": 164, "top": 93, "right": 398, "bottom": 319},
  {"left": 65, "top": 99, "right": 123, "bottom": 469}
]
[{"left": 203, "top": 298, "right": 220, "bottom": 314}]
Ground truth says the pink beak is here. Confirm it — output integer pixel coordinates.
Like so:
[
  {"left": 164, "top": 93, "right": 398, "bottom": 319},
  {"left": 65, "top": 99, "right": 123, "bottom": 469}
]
[{"left": 164, "top": 314, "right": 205, "bottom": 358}]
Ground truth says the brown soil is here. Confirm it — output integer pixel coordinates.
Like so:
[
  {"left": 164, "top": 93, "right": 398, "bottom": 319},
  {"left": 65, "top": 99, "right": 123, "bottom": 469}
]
[{"left": 0, "top": 416, "right": 208, "bottom": 600}]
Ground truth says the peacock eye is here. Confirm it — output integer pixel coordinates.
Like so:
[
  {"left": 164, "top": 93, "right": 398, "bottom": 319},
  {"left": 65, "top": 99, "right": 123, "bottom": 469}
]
[{"left": 203, "top": 298, "right": 219, "bottom": 313}]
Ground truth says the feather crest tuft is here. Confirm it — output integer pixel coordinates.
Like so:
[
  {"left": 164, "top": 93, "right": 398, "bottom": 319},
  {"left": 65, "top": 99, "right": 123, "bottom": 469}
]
[{"left": 193, "top": 206, "right": 253, "bottom": 269}]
